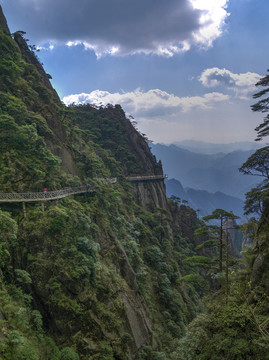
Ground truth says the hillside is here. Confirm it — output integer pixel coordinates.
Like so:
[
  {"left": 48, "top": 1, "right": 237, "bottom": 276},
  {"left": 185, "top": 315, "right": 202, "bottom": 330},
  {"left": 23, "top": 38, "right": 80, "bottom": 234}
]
[
  {"left": 1, "top": 6, "right": 269, "bottom": 360},
  {"left": 0, "top": 8, "right": 208, "bottom": 359}
]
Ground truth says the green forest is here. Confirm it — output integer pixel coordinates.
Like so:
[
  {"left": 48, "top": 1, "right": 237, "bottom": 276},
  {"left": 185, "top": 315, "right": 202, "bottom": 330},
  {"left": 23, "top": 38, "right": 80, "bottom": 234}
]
[{"left": 0, "top": 7, "right": 268, "bottom": 360}]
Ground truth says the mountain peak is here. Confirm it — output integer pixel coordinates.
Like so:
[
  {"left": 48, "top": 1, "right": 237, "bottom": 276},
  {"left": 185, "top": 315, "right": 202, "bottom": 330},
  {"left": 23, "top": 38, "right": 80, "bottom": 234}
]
[{"left": 0, "top": 5, "right": 10, "bottom": 33}]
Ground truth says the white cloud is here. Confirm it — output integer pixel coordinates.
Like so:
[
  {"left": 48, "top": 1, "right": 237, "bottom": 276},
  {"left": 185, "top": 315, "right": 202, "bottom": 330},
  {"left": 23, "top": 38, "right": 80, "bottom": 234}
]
[
  {"left": 62, "top": 80, "right": 262, "bottom": 144},
  {"left": 199, "top": 67, "right": 261, "bottom": 99},
  {"left": 3, "top": 0, "right": 230, "bottom": 57},
  {"left": 36, "top": 44, "right": 54, "bottom": 51},
  {"left": 66, "top": 41, "right": 120, "bottom": 59},
  {"left": 62, "top": 88, "right": 229, "bottom": 115},
  {"left": 190, "top": 0, "right": 229, "bottom": 48}
]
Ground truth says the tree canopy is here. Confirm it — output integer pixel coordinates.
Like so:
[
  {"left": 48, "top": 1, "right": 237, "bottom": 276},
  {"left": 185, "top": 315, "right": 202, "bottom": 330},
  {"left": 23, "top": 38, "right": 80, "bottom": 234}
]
[
  {"left": 251, "top": 70, "right": 269, "bottom": 141},
  {"left": 203, "top": 209, "right": 237, "bottom": 223},
  {"left": 239, "top": 146, "right": 269, "bottom": 179},
  {"left": 239, "top": 70, "right": 269, "bottom": 216}
]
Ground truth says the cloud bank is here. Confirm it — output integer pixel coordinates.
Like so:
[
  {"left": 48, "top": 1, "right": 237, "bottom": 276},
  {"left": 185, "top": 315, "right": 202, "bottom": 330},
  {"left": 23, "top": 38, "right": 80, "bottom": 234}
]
[
  {"left": 61, "top": 67, "right": 262, "bottom": 143},
  {"left": 63, "top": 68, "right": 261, "bottom": 114},
  {"left": 62, "top": 87, "right": 258, "bottom": 144},
  {"left": 200, "top": 67, "right": 261, "bottom": 99},
  {"left": 63, "top": 89, "right": 229, "bottom": 116},
  {"left": 3, "top": 0, "right": 229, "bottom": 56}
]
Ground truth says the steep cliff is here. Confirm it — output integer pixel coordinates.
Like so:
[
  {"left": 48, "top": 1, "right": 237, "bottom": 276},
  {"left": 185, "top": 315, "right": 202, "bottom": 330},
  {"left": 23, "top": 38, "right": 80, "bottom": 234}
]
[
  {"left": 0, "top": 5, "right": 9, "bottom": 32},
  {"left": 0, "top": 7, "right": 206, "bottom": 360},
  {"left": 250, "top": 197, "right": 269, "bottom": 287},
  {"left": 72, "top": 103, "right": 167, "bottom": 209},
  {"left": 0, "top": 10, "right": 79, "bottom": 184}
]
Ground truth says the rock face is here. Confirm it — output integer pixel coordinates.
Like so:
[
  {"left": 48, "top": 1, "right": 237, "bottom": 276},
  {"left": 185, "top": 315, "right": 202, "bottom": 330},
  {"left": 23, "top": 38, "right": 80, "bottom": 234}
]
[
  {"left": 114, "top": 240, "right": 153, "bottom": 355},
  {"left": 121, "top": 118, "right": 163, "bottom": 177},
  {"left": 120, "top": 293, "right": 152, "bottom": 352},
  {"left": 0, "top": 6, "right": 9, "bottom": 33},
  {"left": 250, "top": 197, "right": 269, "bottom": 288},
  {"left": 72, "top": 102, "right": 168, "bottom": 209},
  {"left": 118, "top": 110, "right": 168, "bottom": 210},
  {"left": 223, "top": 218, "right": 242, "bottom": 256},
  {"left": 10, "top": 29, "right": 80, "bottom": 177},
  {"left": 0, "top": 7, "right": 207, "bottom": 359},
  {"left": 13, "top": 32, "right": 61, "bottom": 103},
  {"left": 131, "top": 180, "right": 168, "bottom": 210}
]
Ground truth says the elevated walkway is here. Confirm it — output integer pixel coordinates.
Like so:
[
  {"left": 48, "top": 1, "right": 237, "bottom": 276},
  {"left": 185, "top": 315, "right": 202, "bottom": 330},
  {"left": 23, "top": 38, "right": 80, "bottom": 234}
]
[
  {"left": 0, "top": 186, "right": 92, "bottom": 203},
  {"left": 0, "top": 174, "right": 167, "bottom": 203},
  {"left": 126, "top": 175, "right": 167, "bottom": 182}
]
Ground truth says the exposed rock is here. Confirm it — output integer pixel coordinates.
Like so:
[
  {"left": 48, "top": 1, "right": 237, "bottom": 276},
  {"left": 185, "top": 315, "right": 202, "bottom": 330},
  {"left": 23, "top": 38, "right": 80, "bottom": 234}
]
[
  {"left": 131, "top": 181, "right": 168, "bottom": 210},
  {"left": 111, "top": 236, "right": 154, "bottom": 352},
  {"left": 251, "top": 253, "right": 265, "bottom": 284},
  {"left": 0, "top": 6, "right": 10, "bottom": 33},
  {"left": 46, "top": 137, "right": 81, "bottom": 176},
  {"left": 120, "top": 293, "right": 152, "bottom": 352},
  {"left": 114, "top": 237, "right": 139, "bottom": 292},
  {"left": 121, "top": 117, "right": 162, "bottom": 176},
  {"left": 13, "top": 31, "right": 61, "bottom": 103},
  {"left": 250, "top": 198, "right": 269, "bottom": 288},
  {"left": 11, "top": 31, "right": 81, "bottom": 177},
  {"left": 117, "top": 110, "right": 168, "bottom": 210},
  {"left": 223, "top": 217, "right": 242, "bottom": 257},
  {"left": 0, "top": 7, "right": 208, "bottom": 359}
]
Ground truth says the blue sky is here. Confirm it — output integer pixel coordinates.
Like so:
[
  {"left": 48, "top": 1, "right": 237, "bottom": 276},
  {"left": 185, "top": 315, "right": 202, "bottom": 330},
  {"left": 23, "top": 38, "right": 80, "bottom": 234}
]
[{"left": 1, "top": 0, "right": 269, "bottom": 144}]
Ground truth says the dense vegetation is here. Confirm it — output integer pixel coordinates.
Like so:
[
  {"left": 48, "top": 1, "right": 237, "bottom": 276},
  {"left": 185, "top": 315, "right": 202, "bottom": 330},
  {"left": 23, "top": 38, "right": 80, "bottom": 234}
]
[
  {"left": 169, "top": 71, "right": 269, "bottom": 360},
  {"left": 0, "top": 15, "right": 208, "bottom": 359},
  {"left": 71, "top": 103, "right": 162, "bottom": 176},
  {"left": 0, "top": 7, "right": 268, "bottom": 359}
]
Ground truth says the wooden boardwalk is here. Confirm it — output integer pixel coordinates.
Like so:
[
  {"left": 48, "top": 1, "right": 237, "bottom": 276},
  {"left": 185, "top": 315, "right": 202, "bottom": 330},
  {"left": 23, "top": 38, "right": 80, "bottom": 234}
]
[
  {"left": 0, "top": 186, "right": 92, "bottom": 203},
  {"left": 0, "top": 175, "right": 167, "bottom": 203},
  {"left": 126, "top": 175, "right": 167, "bottom": 182}
]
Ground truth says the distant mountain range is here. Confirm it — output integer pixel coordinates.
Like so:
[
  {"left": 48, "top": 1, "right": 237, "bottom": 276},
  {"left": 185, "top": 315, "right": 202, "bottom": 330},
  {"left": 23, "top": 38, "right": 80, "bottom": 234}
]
[
  {"left": 151, "top": 142, "right": 262, "bottom": 219},
  {"left": 171, "top": 140, "right": 263, "bottom": 155},
  {"left": 165, "top": 178, "right": 245, "bottom": 219},
  {"left": 151, "top": 143, "right": 260, "bottom": 199}
]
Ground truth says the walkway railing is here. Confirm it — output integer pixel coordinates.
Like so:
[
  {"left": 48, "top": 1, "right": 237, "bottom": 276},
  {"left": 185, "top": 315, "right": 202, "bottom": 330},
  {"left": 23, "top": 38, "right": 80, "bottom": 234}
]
[
  {"left": 0, "top": 186, "right": 92, "bottom": 203},
  {"left": 126, "top": 175, "right": 167, "bottom": 182},
  {"left": 0, "top": 175, "right": 167, "bottom": 203}
]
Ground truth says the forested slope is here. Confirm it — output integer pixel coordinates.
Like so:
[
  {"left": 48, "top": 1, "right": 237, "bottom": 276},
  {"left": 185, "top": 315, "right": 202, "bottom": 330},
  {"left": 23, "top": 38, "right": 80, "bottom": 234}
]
[
  {"left": 0, "top": 7, "right": 208, "bottom": 359},
  {"left": 1, "top": 6, "right": 268, "bottom": 360},
  {"left": 169, "top": 74, "right": 269, "bottom": 360}
]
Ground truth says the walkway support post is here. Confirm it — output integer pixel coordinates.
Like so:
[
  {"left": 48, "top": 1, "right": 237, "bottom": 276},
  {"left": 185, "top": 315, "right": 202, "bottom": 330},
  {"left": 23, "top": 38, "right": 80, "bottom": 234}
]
[{"left": 22, "top": 202, "right": 26, "bottom": 218}]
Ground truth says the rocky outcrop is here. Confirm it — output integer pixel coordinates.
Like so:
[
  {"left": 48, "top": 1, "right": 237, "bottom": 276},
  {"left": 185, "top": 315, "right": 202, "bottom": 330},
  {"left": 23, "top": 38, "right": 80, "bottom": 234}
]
[
  {"left": 0, "top": 6, "right": 9, "bottom": 33},
  {"left": 120, "top": 293, "right": 152, "bottom": 353},
  {"left": 8, "top": 30, "right": 81, "bottom": 177},
  {"left": 250, "top": 197, "right": 269, "bottom": 288},
  {"left": 13, "top": 31, "right": 61, "bottom": 103},
  {"left": 117, "top": 111, "right": 168, "bottom": 210},
  {"left": 0, "top": 7, "right": 208, "bottom": 359},
  {"left": 223, "top": 218, "right": 242, "bottom": 256},
  {"left": 131, "top": 180, "right": 168, "bottom": 210},
  {"left": 121, "top": 116, "right": 162, "bottom": 177},
  {"left": 112, "top": 237, "right": 153, "bottom": 352}
]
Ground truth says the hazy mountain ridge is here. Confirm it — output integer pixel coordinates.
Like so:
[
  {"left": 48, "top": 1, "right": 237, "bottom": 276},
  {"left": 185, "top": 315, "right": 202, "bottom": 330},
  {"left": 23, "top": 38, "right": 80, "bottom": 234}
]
[
  {"left": 171, "top": 140, "right": 263, "bottom": 155},
  {"left": 151, "top": 143, "right": 260, "bottom": 199},
  {"left": 166, "top": 178, "right": 245, "bottom": 219}
]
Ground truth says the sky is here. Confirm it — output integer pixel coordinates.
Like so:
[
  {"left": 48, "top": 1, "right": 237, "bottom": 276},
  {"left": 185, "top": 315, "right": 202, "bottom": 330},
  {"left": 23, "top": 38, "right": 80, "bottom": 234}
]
[{"left": 1, "top": 0, "right": 269, "bottom": 144}]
